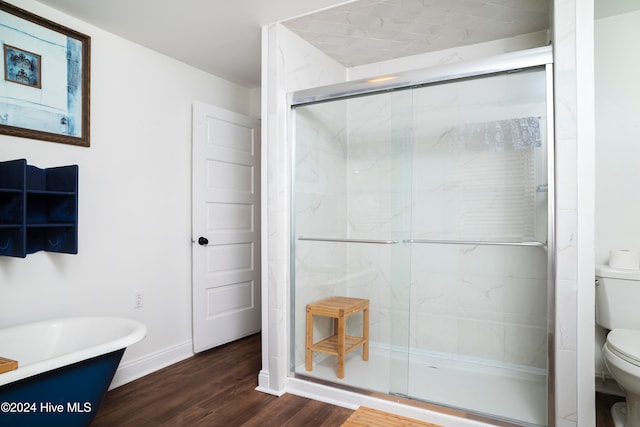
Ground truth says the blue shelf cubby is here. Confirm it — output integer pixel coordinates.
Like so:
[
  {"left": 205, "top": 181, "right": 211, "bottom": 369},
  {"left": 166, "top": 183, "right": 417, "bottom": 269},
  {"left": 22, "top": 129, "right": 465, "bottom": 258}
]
[{"left": 0, "top": 159, "right": 78, "bottom": 257}]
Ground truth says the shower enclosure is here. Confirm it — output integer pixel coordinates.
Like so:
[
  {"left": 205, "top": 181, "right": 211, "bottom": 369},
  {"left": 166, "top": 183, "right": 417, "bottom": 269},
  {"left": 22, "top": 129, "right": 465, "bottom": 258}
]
[{"left": 290, "top": 48, "right": 554, "bottom": 427}]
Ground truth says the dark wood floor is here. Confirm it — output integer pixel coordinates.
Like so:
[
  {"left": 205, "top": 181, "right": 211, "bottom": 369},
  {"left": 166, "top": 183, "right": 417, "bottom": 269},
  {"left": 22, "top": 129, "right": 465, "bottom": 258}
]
[
  {"left": 596, "top": 391, "right": 624, "bottom": 427},
  {"left": 92, "top": 333, "right": 353, "bottom": 426},
  {"left": 93, "top": 332, "right": 624, "bottom": 426}
]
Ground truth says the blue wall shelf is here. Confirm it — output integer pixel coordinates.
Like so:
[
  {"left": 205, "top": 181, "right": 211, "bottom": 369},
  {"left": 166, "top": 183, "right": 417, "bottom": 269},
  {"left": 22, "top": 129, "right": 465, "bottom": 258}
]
[{"left": 0, "top": 159, "right": 78, "bottom": 257}]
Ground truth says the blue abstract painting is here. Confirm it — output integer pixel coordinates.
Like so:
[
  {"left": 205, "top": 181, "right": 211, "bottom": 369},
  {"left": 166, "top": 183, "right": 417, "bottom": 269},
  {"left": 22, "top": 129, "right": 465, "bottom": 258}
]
[{"left": 0, "top": 2, "right": 89, "bottom": 146}]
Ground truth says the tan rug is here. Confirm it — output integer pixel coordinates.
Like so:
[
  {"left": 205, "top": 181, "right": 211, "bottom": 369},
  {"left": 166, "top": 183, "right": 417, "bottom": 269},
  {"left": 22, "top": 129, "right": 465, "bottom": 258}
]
[{"left": 342, "top": 406, "right": 443, "bottom": 427}]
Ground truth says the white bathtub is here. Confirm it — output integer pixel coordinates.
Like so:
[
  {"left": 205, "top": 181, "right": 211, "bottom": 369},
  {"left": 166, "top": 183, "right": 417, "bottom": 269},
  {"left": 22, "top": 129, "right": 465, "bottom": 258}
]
[
  {"left": 0, "top": 316, "right": 146, "bottom": 427},
  {"left": 0, "top": 316, "right": 146, "bottom": 387}
]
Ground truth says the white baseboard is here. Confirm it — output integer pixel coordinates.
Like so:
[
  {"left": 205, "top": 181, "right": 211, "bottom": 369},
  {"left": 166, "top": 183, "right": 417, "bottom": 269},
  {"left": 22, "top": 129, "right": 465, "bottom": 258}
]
[
  {"left": 284, "top": 377, "right": 495, "bottom": 427},
  {"left": 109, "top": 340, "right": 194, "bottom": 389},
  {"left": 255, "top": 370, "right": 286, "bottom": 396}
]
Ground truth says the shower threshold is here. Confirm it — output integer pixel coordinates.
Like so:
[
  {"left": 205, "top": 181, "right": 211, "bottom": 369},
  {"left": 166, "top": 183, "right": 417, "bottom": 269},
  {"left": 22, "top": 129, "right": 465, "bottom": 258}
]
[{"left": 296, "top": 346, "right": 547, "bottom": 426}]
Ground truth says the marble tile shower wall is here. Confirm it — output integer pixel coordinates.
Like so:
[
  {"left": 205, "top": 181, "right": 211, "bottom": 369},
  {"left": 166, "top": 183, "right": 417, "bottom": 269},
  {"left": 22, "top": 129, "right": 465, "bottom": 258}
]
[
  {"left": 409, "top": 245, "right": 548, "bottom": 369},
  {"left": 293, "top": 72, "right": 549, "bottom": 373},
  {"left": 345, "top": 91, "right": 413, "bottom": 352},
  {"left": 293, "top": 103, "right": 350, "bottom": 365},
  {"left": 294, "top": 93, "right": 405, "bottom": 367},
  {"left": 407, "top": 73, "right": 549, "bottom": 370}
]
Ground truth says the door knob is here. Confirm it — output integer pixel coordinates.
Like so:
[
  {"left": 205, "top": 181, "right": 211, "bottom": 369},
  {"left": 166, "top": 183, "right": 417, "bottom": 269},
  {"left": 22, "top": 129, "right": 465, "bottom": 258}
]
[{"left": 198, "top": 237, "right": 209, "bottom": 246}]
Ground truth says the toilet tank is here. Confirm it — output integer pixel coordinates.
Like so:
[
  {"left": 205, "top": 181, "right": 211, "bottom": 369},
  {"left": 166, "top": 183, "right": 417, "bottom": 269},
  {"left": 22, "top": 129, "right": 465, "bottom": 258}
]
[{"left": 596, "top": 265, "right": 640, "bottom": 330}]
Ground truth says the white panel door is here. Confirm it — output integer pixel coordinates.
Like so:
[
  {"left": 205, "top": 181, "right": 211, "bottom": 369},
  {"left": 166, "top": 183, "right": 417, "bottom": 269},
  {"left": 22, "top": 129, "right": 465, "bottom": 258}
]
[{"left": 192, "top": 102, "right": 260, "bottom": 353}]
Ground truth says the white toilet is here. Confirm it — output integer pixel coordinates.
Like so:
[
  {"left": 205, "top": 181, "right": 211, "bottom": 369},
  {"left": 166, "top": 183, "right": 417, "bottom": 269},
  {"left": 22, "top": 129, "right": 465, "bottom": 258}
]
[{"left": 596, "top": 265, "right": 640, "bottom": 427}]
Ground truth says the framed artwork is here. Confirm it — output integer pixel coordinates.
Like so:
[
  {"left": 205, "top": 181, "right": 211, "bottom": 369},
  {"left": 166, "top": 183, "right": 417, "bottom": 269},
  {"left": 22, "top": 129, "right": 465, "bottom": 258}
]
[{"left": 0, "top": 1, "right": 90, "bottom": 147}]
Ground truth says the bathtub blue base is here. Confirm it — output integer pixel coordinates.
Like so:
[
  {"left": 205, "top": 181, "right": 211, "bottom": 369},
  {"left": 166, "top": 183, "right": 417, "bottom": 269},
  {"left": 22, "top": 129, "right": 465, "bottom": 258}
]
[{"left": 0, "top": 349, "right": 125, "bottom": 427}]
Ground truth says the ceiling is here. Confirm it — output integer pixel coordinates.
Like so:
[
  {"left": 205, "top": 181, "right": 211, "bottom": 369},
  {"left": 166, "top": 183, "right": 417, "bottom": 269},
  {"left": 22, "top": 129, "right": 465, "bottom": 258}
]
[
  {"left": 32, "top": 0, "right": 631, "bottom": 89},
  {"left": 33, "top": 0, "right": 350, "bottom": 88}
]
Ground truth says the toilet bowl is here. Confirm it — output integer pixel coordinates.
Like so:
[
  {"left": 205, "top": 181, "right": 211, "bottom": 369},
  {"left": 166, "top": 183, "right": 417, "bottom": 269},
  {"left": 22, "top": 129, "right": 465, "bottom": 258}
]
[
  {"left": 596, "top": 265, "right": 640, "bottom": 427},
  {"left": 602, "top": 329, "right": 640, "bottom": 427}
]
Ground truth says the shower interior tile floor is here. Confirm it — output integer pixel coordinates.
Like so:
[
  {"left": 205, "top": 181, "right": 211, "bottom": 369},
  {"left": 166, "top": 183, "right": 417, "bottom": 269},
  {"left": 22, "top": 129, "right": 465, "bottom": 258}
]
[{"left": 299, "top": 346, "right": 546, "bottom": 426}]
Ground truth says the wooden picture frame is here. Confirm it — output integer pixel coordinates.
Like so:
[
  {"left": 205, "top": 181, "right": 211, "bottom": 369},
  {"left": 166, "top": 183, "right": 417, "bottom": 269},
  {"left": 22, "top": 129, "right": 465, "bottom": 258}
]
[{"left": 0, "top": 1, "right": 90, "bottom": 147}]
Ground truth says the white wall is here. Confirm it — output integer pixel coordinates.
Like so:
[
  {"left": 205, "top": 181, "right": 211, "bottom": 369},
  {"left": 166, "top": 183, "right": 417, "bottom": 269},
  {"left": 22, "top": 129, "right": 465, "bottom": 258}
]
[
  {"left": 0, "top": 0, "right": 256, "bottom": 382},
  {"left": 594, "top": 9, "right": 640, "bottom": 383},
  {"left": 595, "top": 10, "right": 640, "bottom": 264}
]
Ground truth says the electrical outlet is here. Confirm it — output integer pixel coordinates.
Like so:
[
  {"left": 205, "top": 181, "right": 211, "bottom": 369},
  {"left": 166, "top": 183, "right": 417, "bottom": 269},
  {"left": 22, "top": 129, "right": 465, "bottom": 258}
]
[{"left": 134, "top": 290, "right": 144, "bottom": 309}]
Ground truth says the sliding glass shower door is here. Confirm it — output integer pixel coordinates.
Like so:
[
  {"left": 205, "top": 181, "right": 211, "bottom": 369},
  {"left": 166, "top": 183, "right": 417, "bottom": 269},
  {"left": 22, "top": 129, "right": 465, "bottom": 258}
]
[
  {"left": 406, "top": 69, "right": 549, "bottom": 425},
  {"left": 292, "top": 87, "right": 414, "bottom": 397},
  {"left": 291, "top": 62, "right": 551, "bottom": 426}
]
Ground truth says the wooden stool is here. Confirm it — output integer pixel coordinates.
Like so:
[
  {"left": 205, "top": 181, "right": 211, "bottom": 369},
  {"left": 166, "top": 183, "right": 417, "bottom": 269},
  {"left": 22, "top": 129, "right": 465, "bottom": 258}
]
[{"left": 305, "top": 296, "right": 369, "bottom": 379}]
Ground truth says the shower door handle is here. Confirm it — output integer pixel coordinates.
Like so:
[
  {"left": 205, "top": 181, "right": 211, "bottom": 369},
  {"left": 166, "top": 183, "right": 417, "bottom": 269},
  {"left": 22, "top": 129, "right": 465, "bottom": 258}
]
[{"left": 198, "top": 237, "right": 209, "bottom": 246}]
